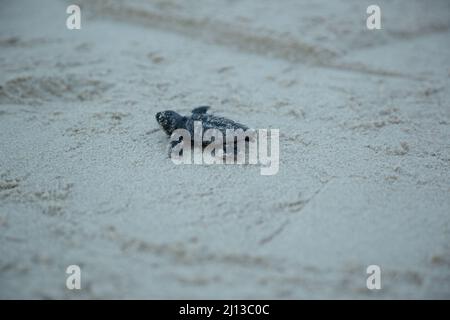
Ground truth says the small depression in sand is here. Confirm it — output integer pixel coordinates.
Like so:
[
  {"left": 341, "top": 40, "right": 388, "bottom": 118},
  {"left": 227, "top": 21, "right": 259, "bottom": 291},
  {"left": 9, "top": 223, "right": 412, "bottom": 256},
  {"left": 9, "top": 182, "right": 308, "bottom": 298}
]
[{"left": 0, "top": 75, "right": 112, "bottom": 105}]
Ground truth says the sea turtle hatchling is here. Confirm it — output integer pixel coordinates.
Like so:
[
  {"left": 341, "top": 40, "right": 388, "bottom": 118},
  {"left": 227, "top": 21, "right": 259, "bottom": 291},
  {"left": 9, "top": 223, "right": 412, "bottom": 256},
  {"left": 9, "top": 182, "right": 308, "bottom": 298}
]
[{"left": 155, "top": 106, "right": 252, "bottom": 157}]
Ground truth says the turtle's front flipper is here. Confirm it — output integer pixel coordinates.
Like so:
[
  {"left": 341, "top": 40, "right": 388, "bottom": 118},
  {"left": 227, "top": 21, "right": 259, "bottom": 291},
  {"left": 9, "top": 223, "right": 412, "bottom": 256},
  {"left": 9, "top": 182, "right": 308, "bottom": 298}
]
[
  {"left": 168, "top": 139, "right": 183, "bottom": 158},
  {"left": 191, "top": 106, "right": 210, "bottom": 114}
]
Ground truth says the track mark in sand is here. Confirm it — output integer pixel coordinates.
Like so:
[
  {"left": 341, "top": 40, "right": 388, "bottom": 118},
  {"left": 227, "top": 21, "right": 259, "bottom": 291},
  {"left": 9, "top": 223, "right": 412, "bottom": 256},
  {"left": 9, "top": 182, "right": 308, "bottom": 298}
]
[
  {"left": 366, "top": 142, "right": 410, "bottom": 156},
  {"left": 103, "top": 226, "right": 278, "bottom": 270},
  {"left": 0, "top": 180, "right": 19, "bottom": 191},
  {"left": 0, "top": 173, "right": 74, "bottom": 217},
  {"left": 65, "top": 112, "right": 130, "bottom": 142},
  {"left": 278, "top": 198, "right": 308, "bottom": 213},
  {"left": 263, "top": 181, "right": 333, "bottom": 244},
  {"left": 277, "top": 179, "right": 333, "bottom": 214},
  {"left": 0, "top": 173, "right": 23, "bottom": 201},
  {"left": 146, "top": 128, "right": 160, "bottom": 135},
  {"left": 85, "top": 1, "right": 427, "bottom": 81},
  {"left": 386, "top": 142, "right": 410, "bottom": 156},
  {"left": 345, "top": 117, "right": 403, "bottom": 131},
  {"left": 280, "top": 133, "right": 311, "bottom": 147},
  {"left": 0, "top": 37, "right": 62, "bottom": 48},
  {"left": 259, "top": 220, "right": 289, "bottom": 245},
  {"left": 147, "top": 52, "right": 165, "bottom": 64},
  {"left": 388, "top": 23, "right": 450, "bottom": 41},
  {"left": 175, "top": 274, "right": 222, "bottom": 287},
  {"left": 319, "top": 61, "right": 426, "bottom": 81},
  {"left": 0, "top": 75, "right": 112, "bottom": 105},
  {"left": 283, "top": 108, "right": 305, "bottom": 120},
  {"left": 93, "top": 111, "right": 130, "bottom": 123},
  {"left": 216, "top": 66, "right": 234, "bottom": 74},
  {"left": 344, "top": 107, "right": 403, "bottom": 132},
  {"left": 88, "top": 1, "right": 335, "bottom": 64},
  {"left": 32, "top": 182, "right": 74, "bottom": 217}
]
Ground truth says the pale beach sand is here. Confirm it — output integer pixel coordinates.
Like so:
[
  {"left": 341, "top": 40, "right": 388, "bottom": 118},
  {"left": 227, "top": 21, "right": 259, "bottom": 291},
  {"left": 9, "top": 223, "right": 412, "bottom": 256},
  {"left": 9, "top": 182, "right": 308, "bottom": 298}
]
[{"left": 0, "top": 0, "right": 449, "bottom": 298}]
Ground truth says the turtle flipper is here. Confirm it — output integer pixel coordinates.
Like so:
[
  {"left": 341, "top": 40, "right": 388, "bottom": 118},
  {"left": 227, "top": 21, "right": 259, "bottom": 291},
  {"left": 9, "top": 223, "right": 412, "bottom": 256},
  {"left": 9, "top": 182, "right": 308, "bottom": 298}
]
[
  {"left": 168, "top": 140, "right": 181, "bottom": 158},
  {"left": 192, "top": 106, "right": 210, "bottom": 114}
]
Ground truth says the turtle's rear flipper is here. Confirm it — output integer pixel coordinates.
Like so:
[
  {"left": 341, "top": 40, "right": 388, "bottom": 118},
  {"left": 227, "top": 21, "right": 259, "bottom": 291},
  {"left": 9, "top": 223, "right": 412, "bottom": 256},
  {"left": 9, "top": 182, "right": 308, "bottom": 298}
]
[{"left": 192, "top": 106, "right": 210, "bottom": 114}]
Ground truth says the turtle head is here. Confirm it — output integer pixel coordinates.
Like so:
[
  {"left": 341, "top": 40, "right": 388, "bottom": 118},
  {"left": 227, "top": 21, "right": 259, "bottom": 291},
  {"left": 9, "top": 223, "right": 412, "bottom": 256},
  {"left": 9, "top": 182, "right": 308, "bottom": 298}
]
[{"left": 155, "top": 110, "right": 185, "bottom": 135}]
